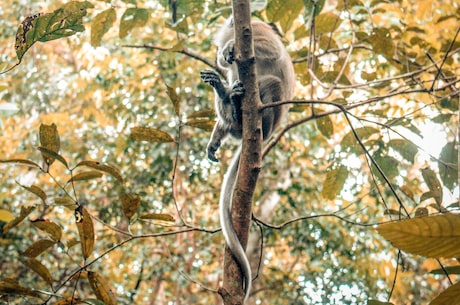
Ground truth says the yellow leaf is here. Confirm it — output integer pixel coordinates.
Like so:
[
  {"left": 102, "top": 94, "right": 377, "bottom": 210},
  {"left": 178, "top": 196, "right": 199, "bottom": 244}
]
[
  {"left": 378, "top": 213, "right": 460, "bottom": 258},
  {"left": 21, "top": 257, "right": 53, "bottom": 287},
  {"left": 31, "top": 219, "right": 62, "bottom": 241},
  {"left": 0, "top": 209, "right": 14, "bottom": 222},
  {"left": 75, "top": 161, "right": 123, "bottom": 184},
  {"left": 23, "top": 239, "right": 56, "bottom": 257},
  {"left": 130, "top": 126, "right": 174, "bottom": 143},
  {"left": 140, "top": 213, "right": 175, "bottom": 222},
  {"left": 68, "top": 171, "right": 103, "bottom": 183},
  {"left": 3, "top": 206, "right": 36, "bottom": 234},
  {"left": 39, "top": 123, "right": 60, "bottom": 167},
  {"left": 429, "top": 281, "right": 460, "bottom": 305}
]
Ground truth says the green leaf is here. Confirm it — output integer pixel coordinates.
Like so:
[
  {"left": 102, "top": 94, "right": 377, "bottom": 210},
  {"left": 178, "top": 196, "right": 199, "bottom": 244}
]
[
  {"left": 438, "top": 142, "right": 458, "bottom": 191},
  {"left": 321, "top": 165, "right": 348, "bottom": 200},
  {"left": 266, "top": 0, "right": 304, "bottom": 32},
  {"left": 130, "top": 126, "right": 174, "bottom": 143},
  {"left": 15, "top": 1, "right": 93, "bottom": 61},
  {"left": 304, "top": 0, "right": 326, "bottom": 19},
  {"left": 166, "top": 84, "right": 180, "bottom": 116},
  {"left": 389, "top": 139, "right": 418, "bottom": 163},
  {"left": 372, "top": 155, "right": 399, "bottom": 181},
  {"left": 315, "top": 13, "right": 342, "bottom": 34},
  {"left": 378, "top": 213, "right": 460, "bottom": 258},
  {"left": 91, "top": 8, "right": 116, "bottom": 47},
  {"left": 316, "top": 115, "right": 334, "bottom": 138},
  {"left": 119, "top": 8, "right": 149, "bottom": 39},
  {"left": 421, "top": 167, "right": 442, "bottom": 207},
  {"left": 341, "top": 127, "right": 379, "bottom": 150}
]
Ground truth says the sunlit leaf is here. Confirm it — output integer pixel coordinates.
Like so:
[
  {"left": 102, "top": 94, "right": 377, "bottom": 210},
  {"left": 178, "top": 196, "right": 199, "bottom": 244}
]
[
  {"left": 0, "top": 278, "right": 41, "bottom": 297},
  {"left": 315, "top": 13, "right": 342, "bottom": 34},
  {"left": 15, "top": 1, "right": 92, "bottom": 62},
  {"left": 438, "top": 142, "right": 458, "bottom": 191},
  {"left": 266, "top": 0, "right": 303, "bottom": 31},
  {"left": 429, "top": 281, "right": 460, "bottom": 305},
  {"left": 68, "top": 171, "right": 103, "bottom": 183},
  {"left": 120, "top": 191, "right": 140, "bottom": 219},
  {"left": 21, "top": 257, "right": 53, "bottom": 287},
  {"left": 75, "top": 161, "right": 123, "bottom": 184},
  {"left": 139, "top": 213, "right": 175, "bottom": 222},
  {"left": 3, "top": 206, "right": 36, "bottom": 233},
  {"left": 75, "top": 206, "right": 95, "bottom": 259},
  {"left": 0, "top": 158, "right": 41, "bottom": 169},
  {"left": 389, "top": 139, "right": 418, "bottom": 163},
  {"left": 378, "top": 213, "right": 460, "bottom": 258},
  {"left": 316, "top": 115, "right": 334, "bottom": 138},
  {"left": 31, "top": 219, "right": 62, "bottom": 241},
  {"left": 0, "top": 209, "right": 15, "bottom": 222},
  {"left": 421, "top": 167, "right": 442, "bottom": 207},
  {"left": 321, "top": 165, "right": 348, "bottom": 200},
  {"left": 119, "top": 8, "right": 149, "bottom": 39},
  {"left": 88, "top": 271, "right": 117, "bottom": 305},
  {"left": 166, "top": 84, "right": 181, "bottom": 116},
  {"left": 130, "top": 126, "right": 174, "bottom": 143},
  {"left": 91, "top": 8, "right": 116, "bottom": 46},
  {"left": 23, "top": 239, "right": 56, "bottom": 257}
]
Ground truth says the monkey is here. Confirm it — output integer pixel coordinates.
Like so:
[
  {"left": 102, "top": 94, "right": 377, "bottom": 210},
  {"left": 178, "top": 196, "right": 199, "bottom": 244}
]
[{"left": 200, "top": 17, "right": 295, "bottom": 303}]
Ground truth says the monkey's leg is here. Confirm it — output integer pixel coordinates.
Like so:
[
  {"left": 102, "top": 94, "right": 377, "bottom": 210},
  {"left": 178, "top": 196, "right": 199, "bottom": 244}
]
[
  {"left": 207, "top": 120, "right": 230, "bottom": 162},
  {"left": 229, "top": 80, "right": 245, "bottom": 125}
]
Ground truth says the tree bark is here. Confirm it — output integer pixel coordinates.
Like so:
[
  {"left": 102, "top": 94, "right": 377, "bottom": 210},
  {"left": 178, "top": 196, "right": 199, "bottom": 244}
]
[{"left": 221, "top": 0, "right": 263, "bottom": 304}]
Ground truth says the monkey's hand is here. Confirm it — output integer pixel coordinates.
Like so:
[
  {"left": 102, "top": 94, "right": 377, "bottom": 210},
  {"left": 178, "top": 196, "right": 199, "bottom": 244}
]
[
  {"left": 201, "top": 70, "right": 228, "bottom": 100},
  {"left": 222, "top": 41, "right": 235, "bottom": 65},
  {"left": 207, "top": 140, "right": 220, "bottom": 162},
  {"left": 230, "top": 80, "right": 245, "bottom": 123}
]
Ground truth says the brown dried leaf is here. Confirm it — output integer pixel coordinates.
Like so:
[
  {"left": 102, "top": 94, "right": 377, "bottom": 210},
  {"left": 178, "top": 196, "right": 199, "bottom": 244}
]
[
  {"left": 31, "top": 219, "right": 62, "bottom": 241},
  {"left": 75, "top": 206, "right": 95, "bottom": 259},
  {"left": 23, "top": 239, "right": 56, "bottom": 257},
  {"left": 68, "top": 171, "right": 103, "bottom": 183},
  {"left": 39, "top": 123, "right": 60, "bottom": 166},
  {"left": 130, "top": 126, "right": 174, "bottom": 143},
  {"left": 75, "top": 161, "right": 123, "bottom": 184},
  {"left": 37, "top": 146, "right": 68, "bottom": 169},
  {"left": 19, "top": 184, "right": 47, "bottom": 202},
  {"left": 21, "top": 257, "right": 53, "bottom": 287},
  {"left": 88, "top": 271, "right": 117, "bottom": 305},
  {"left": 139, "top": 213, "right": 175, "bottom": 222},
  {"left": 3, "top": 206, "right": 36, "bottom": 233},
  {"left": 0, "top": 158, "right": 41, "bottom": 169},
  {"left": 0, "top": 278, "right": 41, "bottom": 297},
  {"left": 120, "top": 192, "right": 140, "bottom": 219}
]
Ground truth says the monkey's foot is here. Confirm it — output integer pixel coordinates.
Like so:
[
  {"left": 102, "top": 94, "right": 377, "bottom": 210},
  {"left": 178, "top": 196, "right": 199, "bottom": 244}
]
[{"left": 200, "top": 69, "right": 222, "bottom": 89}]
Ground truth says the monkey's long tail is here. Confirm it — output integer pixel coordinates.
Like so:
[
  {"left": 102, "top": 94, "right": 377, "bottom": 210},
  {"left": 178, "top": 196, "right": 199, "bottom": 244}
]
[{"left": 219, "top": 145, "right": 252, "bottom": 304}]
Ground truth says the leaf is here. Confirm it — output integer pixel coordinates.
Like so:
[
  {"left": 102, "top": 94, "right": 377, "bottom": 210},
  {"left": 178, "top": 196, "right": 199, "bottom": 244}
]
[
  {"left": 389, "top": 139, "right": 418, "bottom": 163},
  {"left": 372, "top": 155, "right": 399, "bottom": 180},
  {"left": 139, "top": 213, "right": 175, "bottom": 222},
  {"left": 429, "top": 281, "right": 460, "bottom": 305},
  {"left": 399, "top": 185, "right": 414, "bottom": 201},
  {"left": 0, "top": 209, "right": 15, "bottom": 222},
  {"left": 20, "top": 257, "right": 53, "bottom": 287},
  {"left": 23, "top": 239, "right": 56, "bottom": 257},
  {"left": 119, "top": 8, "right": 149, "bottom": 39},
  {"left": 303, "top": 0, "right": 326, "bottom": 19},
  {"left": 88, "top": 271, "right": 117, "bottom": 305},
  {"left": 0, "top": 278, "right": 41, "bottom": 297},
  {"left": 438, "top": 142, "right": 458, "bottom": 191},
  {"left": 369, "top": 28, "right": 394, "bottom": 59},
  {"left": 421, "top": 167, "right": 443, "bottom": 207},
  {"left": 130, "top": 126, "right": 174, "bottom": 143},
  {"left": 19, "top": 184, "right": 47, "bottom": 202},
  {"left": 187, "top": 109, "right": 215, "bottom": 119},
  {"left": 321, "top": 165, "right": 348, "bottom": 200},
  {"left": 430, "top": 266, "right": 460, "bottom": 275},
  {"left": 378, "top": 213, "right": 460, "bottom": 258},
  {"left": 91, "top": 8, "right": 116, "bottom": 47},
  {"left": 31, "top": 219, "right": 62, "bottom": 241},
  {"left": 341, "top": 127, "right": 379, "bottom": 149},
  {"left": 185, "top": 118, "right": 215, "bottom": 132},
  {"left": 75, "top": 206, "right": 95, "bottom": 259},
  {"left": 3, "top": 206, "right": 36, "bottom": 233},
  {"left": 0, "top": 158, "right": 41, "bottom": 169},
  {"left": 316, "top": 115, "right": 334, "bottom": 138},
  {"left": 37, "top": 146, "right": 69, "bottom": 169},
  {"left": 120, "top": 192, "right": 140, "bottom": 219},
  {"left": 75, "top": 161, "right": 123, "bottom": 184},
  {"left": 315, "top": 13, "right": 342, "bottom": 34},
  {"left": 266, "top": 0, "right": 303, "bottom": 32},
  {"left": 15, "top": 1, "right": 92, "bottom": 62},
  {"left": 165, "top": 85, "right": 181, "bottom": 116},
  {"left": 68, "top": 171, "right": 103, "bottom": 183},
  {"left": 39, "top": 123, "right": 60, "bottom": 167}
]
